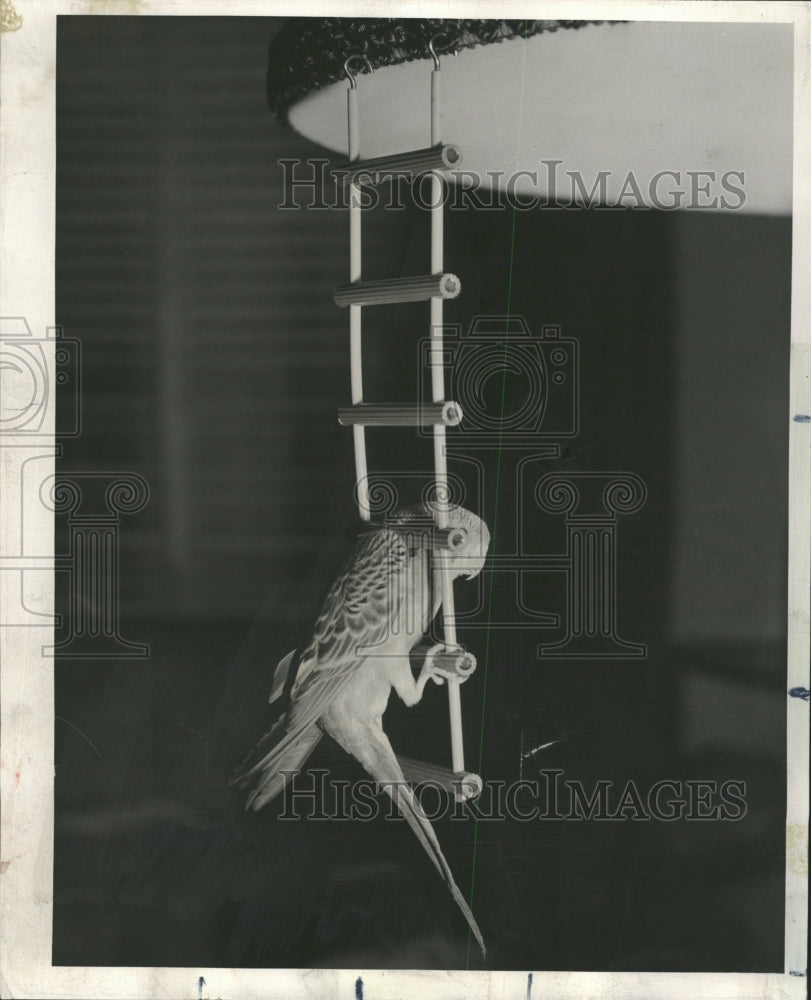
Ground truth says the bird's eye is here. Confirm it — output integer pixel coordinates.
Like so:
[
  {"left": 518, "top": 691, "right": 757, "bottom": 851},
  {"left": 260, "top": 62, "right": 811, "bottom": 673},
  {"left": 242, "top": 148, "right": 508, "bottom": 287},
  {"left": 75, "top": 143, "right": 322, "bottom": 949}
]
[{"left": 445, "top": 526, "right": 469, "bottom": 552}]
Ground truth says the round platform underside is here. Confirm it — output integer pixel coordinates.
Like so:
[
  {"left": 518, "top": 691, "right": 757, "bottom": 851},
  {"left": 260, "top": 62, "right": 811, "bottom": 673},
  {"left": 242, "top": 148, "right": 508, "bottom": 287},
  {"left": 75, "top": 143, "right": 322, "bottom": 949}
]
[{"left": 287, "top": 21, "right": 791, "bottom": 214}]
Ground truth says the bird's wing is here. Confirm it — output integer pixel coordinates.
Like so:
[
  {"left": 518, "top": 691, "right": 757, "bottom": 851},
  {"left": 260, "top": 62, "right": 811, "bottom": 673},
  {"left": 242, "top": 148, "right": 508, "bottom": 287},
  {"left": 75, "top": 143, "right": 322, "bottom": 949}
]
[
  {"left": 284, "top": 525, "right": 423, "bottom": 730},
  {"left": 328, "top": 716, "right": 486, "bottom": 958},
  {"left": 267, "top": 648, "right": 297, "bottom": 704},
  {"left": 233, "top": 527, "right": 420, "bottom": 785}
]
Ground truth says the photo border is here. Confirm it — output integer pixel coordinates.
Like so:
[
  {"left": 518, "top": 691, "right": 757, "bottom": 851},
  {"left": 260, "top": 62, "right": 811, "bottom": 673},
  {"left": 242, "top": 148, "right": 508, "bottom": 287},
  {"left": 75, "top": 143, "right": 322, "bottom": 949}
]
[{"left": 1, "top": 2, "right": 808, "bottom": 998}]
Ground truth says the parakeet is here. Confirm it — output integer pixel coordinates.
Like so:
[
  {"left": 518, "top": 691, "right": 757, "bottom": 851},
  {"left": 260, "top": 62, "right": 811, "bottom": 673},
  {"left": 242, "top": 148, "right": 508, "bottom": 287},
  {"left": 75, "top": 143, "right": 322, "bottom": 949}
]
[{"left": 230, "top": 501, "right": 490, "bottom": 957}]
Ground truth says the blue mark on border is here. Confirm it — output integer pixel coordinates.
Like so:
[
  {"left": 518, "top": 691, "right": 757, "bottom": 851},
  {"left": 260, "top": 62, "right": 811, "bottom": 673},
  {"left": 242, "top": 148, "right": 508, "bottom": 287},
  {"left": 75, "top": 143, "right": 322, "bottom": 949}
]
[
  {"left": 197, "top": 977, "right": 206, "bottom": 1000},
  {"left": 789, "top": 687, "right": 810, "bottom": 702},
  {"left": 793, "top": 414, "right": 811, "bottom": 423},
  {"left": 355, "top": 977, "right": 364, "bottom": 1000}
]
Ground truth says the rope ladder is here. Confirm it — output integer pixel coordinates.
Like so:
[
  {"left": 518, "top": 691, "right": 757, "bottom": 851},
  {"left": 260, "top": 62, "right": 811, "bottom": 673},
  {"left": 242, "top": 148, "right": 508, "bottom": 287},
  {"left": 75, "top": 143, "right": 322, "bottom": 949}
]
[{"left": 335, "top": 46, "right": 482, "bottom": 801}]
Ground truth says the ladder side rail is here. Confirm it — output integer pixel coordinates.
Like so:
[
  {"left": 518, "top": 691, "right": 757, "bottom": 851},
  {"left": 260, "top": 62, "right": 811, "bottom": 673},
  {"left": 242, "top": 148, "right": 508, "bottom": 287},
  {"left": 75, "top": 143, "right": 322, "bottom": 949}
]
[
  {"left": 348, "top": 83, "right": 371, "bottom": 521},
  {"left": 429, "top": 62, "right": 466, "bottom": 775}
]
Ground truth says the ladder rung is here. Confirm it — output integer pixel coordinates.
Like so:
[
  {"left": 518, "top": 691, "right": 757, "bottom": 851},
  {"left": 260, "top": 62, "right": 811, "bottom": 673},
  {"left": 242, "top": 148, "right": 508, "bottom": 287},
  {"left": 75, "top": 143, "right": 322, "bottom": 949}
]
[
  {"left": 338, "top": 401, "right": 463, "bottom": 427},
  {"left": 431, "top": 526, "right": 469, "bottom": 553},
  {"left": 398, "top": 756, "right": 482, "bottom": 801},
  {"left": 355, "top": 521, "right": 469, "bottom": 553},
  {"left": 413, "top": 641, "right": 477, "bottom": 680},
  {"left": 334, "top": 273, "right": 461, "bottom": 308},
  {"left": 333, "top": 144, "right": 462, "bottom": 186}
]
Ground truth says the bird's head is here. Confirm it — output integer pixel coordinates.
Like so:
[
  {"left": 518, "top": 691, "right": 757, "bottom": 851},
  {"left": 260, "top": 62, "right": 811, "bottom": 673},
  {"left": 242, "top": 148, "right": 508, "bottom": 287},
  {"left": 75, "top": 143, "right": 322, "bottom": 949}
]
[
  {"left": 391, "top": 502, "right": 491, "bottom": 581},
  {"left": 441, "top": 503, "right": 491, "bottom": 580}
]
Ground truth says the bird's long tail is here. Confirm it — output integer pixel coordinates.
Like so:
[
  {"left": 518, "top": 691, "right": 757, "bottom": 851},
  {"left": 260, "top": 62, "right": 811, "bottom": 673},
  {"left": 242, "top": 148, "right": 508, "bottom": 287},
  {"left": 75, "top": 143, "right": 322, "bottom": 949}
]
[
  {"left": 230, "top": 717, "right": 322, "bottom": 812},
  {"left": 331, "top": 723, "right": 486, "bottom": 958}
]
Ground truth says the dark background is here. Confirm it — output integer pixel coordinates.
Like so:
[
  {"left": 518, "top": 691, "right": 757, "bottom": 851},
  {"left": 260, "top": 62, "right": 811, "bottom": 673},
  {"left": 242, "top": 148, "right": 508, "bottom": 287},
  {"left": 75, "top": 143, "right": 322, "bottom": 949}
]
[{"left": 54, "top": 16, "right": 790, "bottom": 971}]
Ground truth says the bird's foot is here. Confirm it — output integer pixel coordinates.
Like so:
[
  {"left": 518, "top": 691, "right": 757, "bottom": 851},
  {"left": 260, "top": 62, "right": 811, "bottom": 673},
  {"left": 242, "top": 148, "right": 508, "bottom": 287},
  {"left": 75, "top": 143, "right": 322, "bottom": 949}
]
[{"left": 419, "top": 643, "right": 478, "bottom": 687}]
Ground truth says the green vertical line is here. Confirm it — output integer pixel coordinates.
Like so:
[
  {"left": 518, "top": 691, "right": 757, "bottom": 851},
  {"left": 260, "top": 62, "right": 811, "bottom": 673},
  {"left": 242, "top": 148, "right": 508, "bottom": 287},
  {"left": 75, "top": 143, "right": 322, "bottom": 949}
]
[{"left": 466, "top": 21, "right": 531, "bottom": 968}]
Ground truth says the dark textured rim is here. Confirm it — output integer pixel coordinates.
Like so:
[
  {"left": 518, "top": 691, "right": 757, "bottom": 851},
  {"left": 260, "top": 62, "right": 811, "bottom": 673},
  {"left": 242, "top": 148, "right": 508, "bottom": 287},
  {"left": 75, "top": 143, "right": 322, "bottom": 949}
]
[{"left": 267, "top": 18, "right": 621, "bottom": 121}]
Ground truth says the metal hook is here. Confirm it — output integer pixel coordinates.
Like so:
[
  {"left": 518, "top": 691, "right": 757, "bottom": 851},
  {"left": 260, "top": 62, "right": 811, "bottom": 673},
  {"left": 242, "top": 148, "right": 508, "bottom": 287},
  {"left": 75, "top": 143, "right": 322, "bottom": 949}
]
[
  {"left": 344, "top": 54, "right": 372, "bottom": 89},
  {"left": 429, "top": 33, "right": 453, "bottom": 70}
]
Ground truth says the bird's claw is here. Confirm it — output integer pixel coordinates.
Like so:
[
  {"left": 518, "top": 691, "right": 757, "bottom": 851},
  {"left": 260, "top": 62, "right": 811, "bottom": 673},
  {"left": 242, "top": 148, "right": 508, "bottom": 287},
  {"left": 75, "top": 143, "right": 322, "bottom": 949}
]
[
  {"left": 420, "top": 643, "right": 477, "bottom": 686},
  {"left": 418, "top": 657, "right": 446, "bottom": 687},
  {"left": 427, "top": 664, "right": 448, "bottom": 686}
]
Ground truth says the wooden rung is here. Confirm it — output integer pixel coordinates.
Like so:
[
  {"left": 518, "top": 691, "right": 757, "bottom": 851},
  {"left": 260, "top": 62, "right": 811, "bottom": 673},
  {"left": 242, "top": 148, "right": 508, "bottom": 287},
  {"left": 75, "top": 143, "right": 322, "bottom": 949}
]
[
  {"left": 355, "top": 522, "right": 469, "bottom": 552},
  {"left": 433, "top": 525, "right": 469, "bottom": 553},
  {"left": 334, "top": 273, "right": 460, "bottom": 308},
  {"left": 398, "top": 756, "right": 483, "bottom": 801},
  {"left": 414, "top": 641, "right": 478, "bottom": 680},
  {"left": 333, "top": 144, "right": 462, "bottom": 186},
  {"left": 338, "top": 401, "right": 463, "bottom": 427}
]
